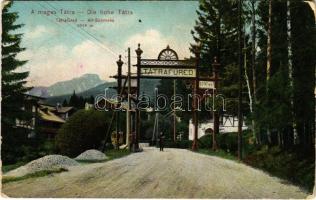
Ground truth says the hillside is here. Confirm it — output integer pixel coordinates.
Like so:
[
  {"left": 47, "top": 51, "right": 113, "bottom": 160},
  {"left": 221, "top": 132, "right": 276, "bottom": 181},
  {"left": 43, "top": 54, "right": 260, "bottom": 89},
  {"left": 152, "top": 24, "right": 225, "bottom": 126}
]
[
  {"left": 28, "top": 74, "right": 104, "bottom": 97},
  {"left": 45, "top": 79, "right": 160, "bottom": 105}
]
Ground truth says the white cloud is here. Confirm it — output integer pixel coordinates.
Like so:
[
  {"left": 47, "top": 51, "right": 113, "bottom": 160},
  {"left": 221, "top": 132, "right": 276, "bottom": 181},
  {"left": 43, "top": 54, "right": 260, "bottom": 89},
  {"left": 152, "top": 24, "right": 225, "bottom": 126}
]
[
  {"left": 71, "top": 40, "right": 117, "bottom": 80},
  {"left": 124, "top": 29, "right": 192, "bottom": 60},
  {"left": 24, "top": 25, "right": 56, "bottom": 40},
  {"left": 20, "top": 29, "right": 193, "bottom": 87},
  {"left": 125, "top": 29, "right": 169, "bottom": 59},
  {"left": 20, "top": 40, "right": 117, "bottom": 86}
]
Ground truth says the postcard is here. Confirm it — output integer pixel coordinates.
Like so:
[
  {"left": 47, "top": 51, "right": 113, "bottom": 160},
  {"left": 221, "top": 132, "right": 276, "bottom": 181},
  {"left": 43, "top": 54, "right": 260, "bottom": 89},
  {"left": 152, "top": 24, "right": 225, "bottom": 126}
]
[{"left": 1, "top": 0, "right": 315, "bottom": 198}]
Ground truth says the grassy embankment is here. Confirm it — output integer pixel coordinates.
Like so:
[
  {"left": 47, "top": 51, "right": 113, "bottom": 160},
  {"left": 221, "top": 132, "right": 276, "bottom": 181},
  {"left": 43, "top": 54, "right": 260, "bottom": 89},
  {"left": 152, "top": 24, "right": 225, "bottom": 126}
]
[{"left": 195, "top": 131, "right": 314, "bottom": 192}]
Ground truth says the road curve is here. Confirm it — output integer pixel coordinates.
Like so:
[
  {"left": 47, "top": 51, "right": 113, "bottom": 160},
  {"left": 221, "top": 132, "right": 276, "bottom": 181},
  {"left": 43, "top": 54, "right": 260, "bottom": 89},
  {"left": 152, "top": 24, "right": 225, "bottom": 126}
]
[{"left": 2, "top": 147, "right": 311, "bottom": 198}]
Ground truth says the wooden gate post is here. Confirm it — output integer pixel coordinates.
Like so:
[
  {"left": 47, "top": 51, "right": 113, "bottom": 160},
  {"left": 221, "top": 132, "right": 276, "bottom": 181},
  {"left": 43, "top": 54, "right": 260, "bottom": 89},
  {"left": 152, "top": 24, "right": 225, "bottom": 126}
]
[
  {"left": 135, "top": 44, "right": 143, "bottom": 152},
  {"left": 212, "top": 57, "right": 220, "bottom": 151},
  {"left": 192, "top": 47, "right": 200, "bottom": 151},
  {"left": 116, "top": 55, "right": 123, "bottom": 150}
]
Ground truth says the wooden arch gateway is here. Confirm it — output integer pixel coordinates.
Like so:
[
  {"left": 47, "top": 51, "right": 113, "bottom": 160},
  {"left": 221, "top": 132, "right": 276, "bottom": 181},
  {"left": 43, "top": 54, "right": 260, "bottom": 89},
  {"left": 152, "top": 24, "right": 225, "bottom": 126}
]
[
  {"left": 136, "top": 44, "right": 196, "bottom": 80},
  {"left": 112, "top": 44, "right": 220, "bottom": 152}
]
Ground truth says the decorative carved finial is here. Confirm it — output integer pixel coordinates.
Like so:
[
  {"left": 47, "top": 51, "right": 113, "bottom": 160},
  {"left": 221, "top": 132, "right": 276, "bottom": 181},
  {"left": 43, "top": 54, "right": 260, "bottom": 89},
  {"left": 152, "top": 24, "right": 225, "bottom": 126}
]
[
  {"left": 136, "top": 43, "right": 143, "bottom": 56},
  {"left": 166, "top": 45, "right": 170, "bottom": 49},
  {"left": 117, "top": 54, "right": 123, "bottom": 66}
]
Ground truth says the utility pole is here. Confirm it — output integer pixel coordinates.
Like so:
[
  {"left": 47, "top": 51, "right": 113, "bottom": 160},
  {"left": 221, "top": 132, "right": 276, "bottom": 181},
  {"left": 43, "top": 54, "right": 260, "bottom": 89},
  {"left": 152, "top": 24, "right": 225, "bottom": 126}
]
[
  {"left": 154, "top": 88, "right": 159, "bottom": 147},
  {"left": 116, "top": 55, "right": 123, "bottom": 150},
  {"left": 237, "top": 0, "right": 243, "bottom": 160},
  {"left": 126, "top": 48, "right": 131, "bottom": 149}
]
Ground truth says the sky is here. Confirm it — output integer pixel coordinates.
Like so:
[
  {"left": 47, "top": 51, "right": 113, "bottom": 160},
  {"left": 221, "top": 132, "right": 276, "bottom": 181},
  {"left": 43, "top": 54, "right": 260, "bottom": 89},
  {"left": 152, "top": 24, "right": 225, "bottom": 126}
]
[{"left": 11, "top": 1, "right": 199, "bottom": 87}]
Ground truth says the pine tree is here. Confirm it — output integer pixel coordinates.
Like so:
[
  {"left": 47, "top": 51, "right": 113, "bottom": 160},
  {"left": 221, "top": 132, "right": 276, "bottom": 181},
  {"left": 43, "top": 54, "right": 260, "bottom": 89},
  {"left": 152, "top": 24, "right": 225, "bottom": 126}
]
[
  {"left": 2, "top": 1, "right": 32, "bottom": 164},
  {"left": 2, "top": 2, "right": 31, "bottom": 128},
  {"left": 62, "top": 99, "right": 68, "bottom": 107},
  {"left": 256, "top": 0, "right": 292, "bottom": 146},
  {"left": 255, "top": 0, "right": 315, "bottom": 151},
  {"left": 191, "top": 0, "right": 240, "bottom": 104},
  {"left": 88, "top": 95, "right": 94, "bottom": 104},
  {"left": 69, "top": 90, "right": 79, "bottom": 108},
  {"left": 78, "top": 96, "right": 85, "bottom": 108},
  {"left": 244, "top": 0, "right": 259, "bottom": 144},
  {"left": 191, "top": 0, "right": 242, "bottom": 151},
  {"left": 291, "top": 0, "right": 316, "bottom": 152}
]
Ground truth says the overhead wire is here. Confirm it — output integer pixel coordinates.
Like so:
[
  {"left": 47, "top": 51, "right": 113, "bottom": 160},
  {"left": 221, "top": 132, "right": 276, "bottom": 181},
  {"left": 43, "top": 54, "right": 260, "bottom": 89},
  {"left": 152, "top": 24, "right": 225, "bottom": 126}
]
[
  {"left": 45, "top": 1, "right": 119, "bottom": 56},
  {"left": 37, "top": 2, "right": 119, "bottom": 57}
]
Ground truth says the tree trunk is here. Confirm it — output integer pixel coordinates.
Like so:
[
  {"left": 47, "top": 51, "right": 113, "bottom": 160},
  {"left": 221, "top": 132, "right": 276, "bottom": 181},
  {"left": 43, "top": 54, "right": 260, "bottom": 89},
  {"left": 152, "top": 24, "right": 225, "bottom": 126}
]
[
  {"left": 251, "top": 0, "right": 259, "bottom": 144},
  {"left": 287, "top": 0, "right": 298, "bottom": 146},
  {"left": 237, "top": 0, "right": 243, "bottom": 160},
  {"left": 266, "top": 0, "right": 273, "bottom": 145},
  {"left": 267, "top": 0, "right": 272, "bottom": 82},
  {"left": 243, "top": 33, "right": 257, "bottom": 143}
]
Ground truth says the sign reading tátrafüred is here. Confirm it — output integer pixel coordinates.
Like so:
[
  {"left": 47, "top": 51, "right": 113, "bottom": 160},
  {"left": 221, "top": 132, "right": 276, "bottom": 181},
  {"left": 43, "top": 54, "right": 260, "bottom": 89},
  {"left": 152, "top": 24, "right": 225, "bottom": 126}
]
[
  {"left": 140, "top": 67, "right": 196, "bottom": 78},
  {"left": 139, "top": 59, "right": 196, "bottom": 78}
]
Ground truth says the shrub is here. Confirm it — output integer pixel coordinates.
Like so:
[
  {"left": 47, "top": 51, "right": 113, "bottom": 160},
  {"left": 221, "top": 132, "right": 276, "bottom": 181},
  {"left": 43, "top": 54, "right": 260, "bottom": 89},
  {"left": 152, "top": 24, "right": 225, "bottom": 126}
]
[
  {"left": 198, "top": 134, "right": 212, "bottom": 149},
  {"left": 55, "top": 110, "right": 111, "bottom": 157},
  {"left": 1, "top": 127, "right": 29, "bottom": 164},
  {"left": 198, "top": 133, "right": 238, "bottom": 153},
  {"left": 1, "top": 127, "right": 55, "bottom": 165},
  {"left": 198, "top": 130, "right": 255, "bottom": 156},
  {"left": 243, "top": 145, "right": 315, "bottom": 192},
  {"left": 217, "top": 133, "right": 238, "bottom": 153}
]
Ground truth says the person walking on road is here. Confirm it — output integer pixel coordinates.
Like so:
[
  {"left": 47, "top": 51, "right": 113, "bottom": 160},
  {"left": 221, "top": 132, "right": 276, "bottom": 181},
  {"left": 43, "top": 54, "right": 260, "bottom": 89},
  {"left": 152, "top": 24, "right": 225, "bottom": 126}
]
[{"left": 159, "top": 132, "right": 165, "bottom": 151}]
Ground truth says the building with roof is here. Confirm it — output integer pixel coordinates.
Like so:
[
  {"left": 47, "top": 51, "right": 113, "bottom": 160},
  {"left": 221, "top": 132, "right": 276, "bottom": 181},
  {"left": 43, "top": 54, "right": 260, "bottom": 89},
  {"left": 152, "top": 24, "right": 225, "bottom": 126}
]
[
  {"left": 188, "top": 115, "right": 248, "bottom": 140},
  {"left": 16, "top": 94, "right": 75, "bottom": 138},
  {"left": 40, "top": 104, "right": 75, "bottom": 121},
  {"left": 15, "top": 94, "right": 46, "bottom": 138},
  {"left": 36, "top": 104, "right": 75, "bottom": 138}
]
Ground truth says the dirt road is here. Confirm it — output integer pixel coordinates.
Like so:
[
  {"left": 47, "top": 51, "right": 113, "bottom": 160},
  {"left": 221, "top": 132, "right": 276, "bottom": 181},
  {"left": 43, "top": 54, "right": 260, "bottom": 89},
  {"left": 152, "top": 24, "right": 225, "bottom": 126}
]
[{"left": 2, "top": 147, "right": 310, "bottom": 198}]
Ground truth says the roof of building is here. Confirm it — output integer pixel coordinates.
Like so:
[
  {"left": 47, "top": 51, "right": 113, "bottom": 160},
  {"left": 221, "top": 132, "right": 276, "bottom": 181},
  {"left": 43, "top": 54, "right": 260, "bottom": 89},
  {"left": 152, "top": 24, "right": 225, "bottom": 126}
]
[
  {"left": 39, "top": 105, "right": 55, "bottom": 111},
  {"left": 38, "top": 108, "right": 65, "bottom": 123},
  {"left": 24, "top": 94, "right": 46, "bottom": 100},
  {"left": 56, "top": 106, "right": 74, "bottom": 113},
  {"left": 39, "top": 104, "right": 74, "bottom": 113}
]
